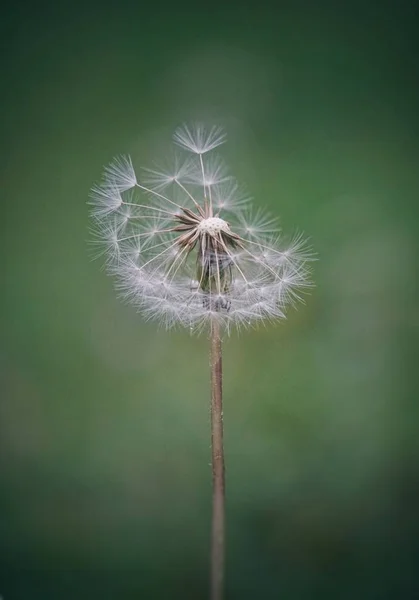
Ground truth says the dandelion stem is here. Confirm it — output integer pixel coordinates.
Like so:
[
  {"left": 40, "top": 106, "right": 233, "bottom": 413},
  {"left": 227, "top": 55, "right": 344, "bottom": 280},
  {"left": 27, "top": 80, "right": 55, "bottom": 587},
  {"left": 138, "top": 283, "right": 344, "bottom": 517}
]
[{"left": 210, "top": 317, "right": 225, "bottom": 600}]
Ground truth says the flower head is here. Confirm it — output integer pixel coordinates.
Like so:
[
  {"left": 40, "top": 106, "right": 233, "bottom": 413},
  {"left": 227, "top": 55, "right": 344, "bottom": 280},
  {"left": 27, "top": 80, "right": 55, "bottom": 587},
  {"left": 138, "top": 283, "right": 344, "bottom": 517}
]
[{"left": 89, "top": 124, "right": 313, "bottom": 332}]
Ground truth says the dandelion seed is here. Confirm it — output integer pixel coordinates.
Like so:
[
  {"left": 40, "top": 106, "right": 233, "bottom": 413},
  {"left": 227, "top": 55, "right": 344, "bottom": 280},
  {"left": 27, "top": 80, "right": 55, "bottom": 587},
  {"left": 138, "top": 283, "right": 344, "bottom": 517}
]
[
  {"left": 104, "top": 154, "right": 137, "bottom": 191},
  {"left": 173, "top": 123, "right": 226, "bottom": 155}
]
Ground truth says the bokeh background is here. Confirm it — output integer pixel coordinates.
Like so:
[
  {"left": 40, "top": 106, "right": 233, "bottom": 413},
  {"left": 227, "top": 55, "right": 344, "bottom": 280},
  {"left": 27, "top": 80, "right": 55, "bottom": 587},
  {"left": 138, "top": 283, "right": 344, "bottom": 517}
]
[{"left": 1, "top": 1, "right": 418, "bottom": 598}]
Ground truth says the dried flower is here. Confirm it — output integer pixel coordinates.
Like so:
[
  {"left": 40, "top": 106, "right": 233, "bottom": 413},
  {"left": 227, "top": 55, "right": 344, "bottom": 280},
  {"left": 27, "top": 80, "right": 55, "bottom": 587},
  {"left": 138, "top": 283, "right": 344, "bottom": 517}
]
[{"left": 89, "top": 124, "right": 313, "bottom": 332}]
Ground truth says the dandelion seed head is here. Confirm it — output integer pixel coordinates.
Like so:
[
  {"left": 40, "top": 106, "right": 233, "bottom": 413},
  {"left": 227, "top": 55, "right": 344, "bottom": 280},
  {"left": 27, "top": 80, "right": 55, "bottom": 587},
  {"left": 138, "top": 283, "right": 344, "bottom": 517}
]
[{"left": 89, "top": 125, "right": 313, "bottom": 333}]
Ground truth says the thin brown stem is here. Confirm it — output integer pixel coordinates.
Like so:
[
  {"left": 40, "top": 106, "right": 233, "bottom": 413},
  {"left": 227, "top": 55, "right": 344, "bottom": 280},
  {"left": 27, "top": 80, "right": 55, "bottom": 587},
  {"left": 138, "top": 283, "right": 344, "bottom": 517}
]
[{"left": 210, "top": 317, "right": 225, "bottom": 600}]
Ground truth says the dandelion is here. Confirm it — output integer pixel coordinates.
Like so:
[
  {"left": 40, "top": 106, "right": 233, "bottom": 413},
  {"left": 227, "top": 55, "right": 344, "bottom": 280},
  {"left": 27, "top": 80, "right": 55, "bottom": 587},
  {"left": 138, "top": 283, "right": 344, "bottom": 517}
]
[{"left": 88, "top": 123, "right": 313, "bottom": 600}]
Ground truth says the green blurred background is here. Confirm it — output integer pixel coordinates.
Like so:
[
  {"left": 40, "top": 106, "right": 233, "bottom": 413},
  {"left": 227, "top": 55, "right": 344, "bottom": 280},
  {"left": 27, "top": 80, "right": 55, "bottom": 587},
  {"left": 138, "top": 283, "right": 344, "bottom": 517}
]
[{"left": 1, "top": 1, "right": 418, "bottom": 598}]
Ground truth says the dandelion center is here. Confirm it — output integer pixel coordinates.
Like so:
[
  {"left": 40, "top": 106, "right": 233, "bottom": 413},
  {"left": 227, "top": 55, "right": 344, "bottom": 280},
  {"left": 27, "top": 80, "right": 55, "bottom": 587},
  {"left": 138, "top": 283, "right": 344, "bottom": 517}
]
[{"left": 197, "top": 217, "right": 231, "bottom": 236}]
